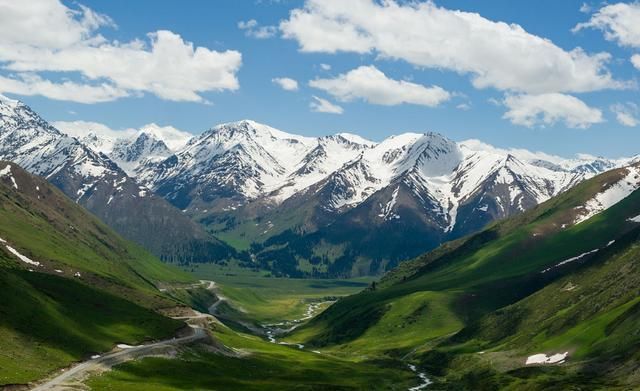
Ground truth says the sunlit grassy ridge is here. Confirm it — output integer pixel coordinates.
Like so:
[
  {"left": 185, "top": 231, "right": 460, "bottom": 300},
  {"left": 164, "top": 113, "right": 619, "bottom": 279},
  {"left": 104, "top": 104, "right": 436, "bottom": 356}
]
[
  {"left": 0, "top": 163, "right": 193, "bottom": 385},
  {"left": 0, "top": 267, "right": 182, "bottom": 385},
  {"left": 284, "top": 165, "right": 640, "bottom": 388},
  {"left": 87, "top": 321, "right": 418, "bottom": 390}
]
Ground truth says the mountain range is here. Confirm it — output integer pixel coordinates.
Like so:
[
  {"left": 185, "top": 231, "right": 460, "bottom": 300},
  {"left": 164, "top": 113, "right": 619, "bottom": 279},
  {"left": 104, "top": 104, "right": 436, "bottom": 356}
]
[
  {"left": 125, "top": 120, "right": 626, "bottom": 277},
  {"left": 1, "top": 94, "right": 632, "bottom": 277},
  {"left": 0, "top": 94, "right": 235, "bottom": 265}
]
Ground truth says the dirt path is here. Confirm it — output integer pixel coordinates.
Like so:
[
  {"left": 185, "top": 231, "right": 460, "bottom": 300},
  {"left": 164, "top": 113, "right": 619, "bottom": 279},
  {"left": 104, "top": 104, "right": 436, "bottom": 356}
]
[
  {"left": 205, "top": 280, "right": 228, "bottom": 314},
  {"left": 30, "top": 325, "right": 207, "bottom": 391},
  {"left": 29, "top": 283, "right": 217, "bottom": 391}
]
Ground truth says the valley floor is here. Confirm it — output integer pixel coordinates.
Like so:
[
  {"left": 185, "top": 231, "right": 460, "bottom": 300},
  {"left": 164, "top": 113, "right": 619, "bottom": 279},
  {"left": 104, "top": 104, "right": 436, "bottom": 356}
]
[{"left": 44, "top": 277, "right": 425, "bottom": 390}]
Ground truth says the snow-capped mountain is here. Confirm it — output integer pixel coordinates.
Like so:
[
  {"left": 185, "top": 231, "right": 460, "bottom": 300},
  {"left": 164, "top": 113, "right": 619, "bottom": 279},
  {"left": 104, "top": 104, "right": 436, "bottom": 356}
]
[
  {"left": 111, "top": 125, "right": 192, "bottom": 175},
  {"left": 136, "top": 123, "right": 193, "bottom": 151},
  {"left": 137, "top": 120, "right": 376, "bottom": 209},
  {"left": 137, "top": 120, "right": 613, "bottom": 230},
  {"left": 117, "top": 119, "right": 626, "bottom": 277},
  {"left": 0, "top": 94, "right": 234, "bottom": 264},
  {"left": 55, "top": 121, "right": 193, "bottom": 175},
  {"left": 111, "top": 132, "right": 173, "bottom": 174},
  {"left": 0, "top": 97, "right": 631, "bottom": 276},
  {"left": 0, "top": 95, "right": 122, "bottom": 199}
]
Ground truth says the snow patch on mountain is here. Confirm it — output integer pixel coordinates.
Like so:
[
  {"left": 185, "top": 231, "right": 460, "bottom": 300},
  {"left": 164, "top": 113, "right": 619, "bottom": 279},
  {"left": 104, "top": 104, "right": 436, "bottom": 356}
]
[
  {"left": 542, "top": 248, "right": 600, "bottom": 273},
  {"left": 0, "top": 164, "right": 18, "bottom": 189},
  {"left": 76, "top": 159, "right": 108, "bottom": 178},
  {"left": 628, "top": 214, "right": 640, "bottom": 223},
  {"left": 5, "top": 244, "right": 41, "bottom": 266},
  {"left": 379, "top": 186, "right": 400, "bottom": 220},
  {"left": 574, "top": 166, "right": 640, "bottom": 225},
  {"left": 526, "top": 352, "right": 568, "bottom": 365}
]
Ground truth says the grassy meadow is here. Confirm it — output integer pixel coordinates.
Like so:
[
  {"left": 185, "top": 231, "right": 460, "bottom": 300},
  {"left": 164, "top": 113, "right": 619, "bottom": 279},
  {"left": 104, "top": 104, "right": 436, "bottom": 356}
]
[
  {"left": 87, "top": 320, "right": 419, "bottom": 390},
  {"left": 189, "top": 263, "right": 374, "bottom": 323}
]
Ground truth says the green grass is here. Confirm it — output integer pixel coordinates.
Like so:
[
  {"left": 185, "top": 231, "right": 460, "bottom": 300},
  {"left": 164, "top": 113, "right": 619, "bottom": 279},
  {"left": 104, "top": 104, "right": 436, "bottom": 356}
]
[
  {"left": 189, "top": 264, "right": 373, "bottom": 323},
  {"left": 205, "top": 197, "right": 320, "bottom": 252},
  {"left": 0, "top": 163, "right": 193, "bottom": 386},
  {"left": 540, "top": 297, "right": 640, "bottom": 358},
  {"left": 463, "top": 231, "right": 640, "bottom": 358},
  {"left": 0, "top": 267, "right": 182, "bottom": 385},
  {"left": 205, "top": 275, "right": 372, "bottom": 323},
  {"left": 288, "top": 290, "right": 463, "bottom": 358},
  {"left": 87, "top": 321, "right": 418, "bottom": 390}
]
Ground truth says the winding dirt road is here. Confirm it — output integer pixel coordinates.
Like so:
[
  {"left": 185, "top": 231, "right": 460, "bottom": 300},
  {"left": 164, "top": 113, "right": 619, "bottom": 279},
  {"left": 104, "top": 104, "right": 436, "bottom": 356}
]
[
  {"left": 30, "top": 280, "right": 217, "bottom": 391},
  {"left": 31, "top": 325, "right": 207, "bottom": 391}
]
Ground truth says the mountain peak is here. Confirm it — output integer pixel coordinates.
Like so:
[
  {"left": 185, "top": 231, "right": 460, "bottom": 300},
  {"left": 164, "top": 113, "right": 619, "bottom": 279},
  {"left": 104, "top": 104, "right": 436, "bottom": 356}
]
[
  {"left": 503, "top": 153, "right": 522, "bottom": 165},
  {"left": 137, "top": 123, "right": 192, "bottom": 151},
  {"left": 210, "top": 120, "right": 315, "bottom": 146},
  {"left": 0, "top": 93, "right": 21, "bottom": 108},
  {"left": 335, "top": 132, "right": 376, "bottom": 146}
]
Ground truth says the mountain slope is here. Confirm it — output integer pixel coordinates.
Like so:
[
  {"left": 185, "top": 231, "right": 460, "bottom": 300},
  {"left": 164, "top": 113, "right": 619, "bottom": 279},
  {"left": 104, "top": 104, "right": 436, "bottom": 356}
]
[
  {"left": 0, "top": 94, "right": 234, "bottom": 264},
  {"left": 0, "top": 161, "right": 193, "bottom": 302},
  {"left": 0, "top": 161, "right": 192, "bottom": 385},
  {"left": 285, "top": 163, "right": 640, "bottom": 388}
]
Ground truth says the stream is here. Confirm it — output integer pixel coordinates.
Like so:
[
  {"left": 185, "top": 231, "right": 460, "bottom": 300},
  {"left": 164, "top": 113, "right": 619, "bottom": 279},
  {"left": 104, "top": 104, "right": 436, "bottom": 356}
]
[
  {"left": 260, "top": 300, "right": 432, "bottom": 389},
  {"left": 261, "top": 300, "right": 333, "bottom": 349},
  {"left": 407, "top": 364, "right": 432, "bottom": 390}
]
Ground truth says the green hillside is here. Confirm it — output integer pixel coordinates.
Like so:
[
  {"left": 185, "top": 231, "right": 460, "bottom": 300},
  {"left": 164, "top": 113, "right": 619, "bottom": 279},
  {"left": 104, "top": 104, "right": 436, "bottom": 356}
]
[
  {"left": 285, "top": 164, "right": 640, "bottom": 389},
  {"left": 0, "top": 162, "right": 195, "bottom": 385},
  {"left": 86, "top": 320, "right": 417, "bottom": 391}
]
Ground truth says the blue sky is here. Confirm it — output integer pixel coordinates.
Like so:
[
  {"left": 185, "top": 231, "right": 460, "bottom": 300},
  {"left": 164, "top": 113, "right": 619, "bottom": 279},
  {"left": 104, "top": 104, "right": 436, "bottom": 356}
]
[{"left": 1, "top": 0, "right": 639, "bottom": 158}]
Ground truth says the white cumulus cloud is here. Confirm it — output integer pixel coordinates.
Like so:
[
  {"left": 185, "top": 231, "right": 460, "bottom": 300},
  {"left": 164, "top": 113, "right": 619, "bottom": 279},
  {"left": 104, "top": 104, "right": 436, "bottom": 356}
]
[
  {"left": 503, "top": 93, "right": 604, "bottom": 129},
  {"left": 309, "top": 65, "right": 450, "bottom": 107},
  {"left": 310, "top": 96, "right": 343, "bottom": 114},
  {"left": 610, "top": 102, "right": 639, "bottom": 127},
  {"left": 0, "top": 73, "right": 128, "bottom": 103},
  {"left": 574, "top": 2, "right": 640, "bottom": 47},
  {"left": 281, "top": 0, "right": 622, "bottom": 94},
  {"left": 272, "top": 77, "right": 299, "bottom": 91},
  {"left": 580, "top": 3, "right": 593, "bottom": 14},
  {"left": 0, "top": 0, "right": 242, "bottom": 103},
  {"left": 238, "top": 19, "right": 277, "bottom": 39},
  {"left": 632, "top": 54, "right": 640, "bottom": 70}
]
